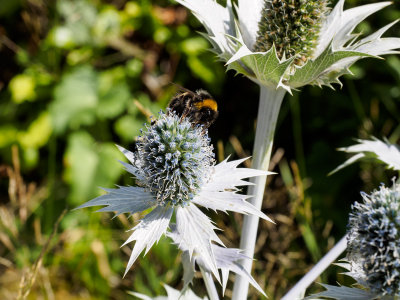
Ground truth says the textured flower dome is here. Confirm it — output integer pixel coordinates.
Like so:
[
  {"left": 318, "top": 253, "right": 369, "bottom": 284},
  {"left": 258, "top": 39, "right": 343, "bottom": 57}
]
[
  {"left": 347, "top": 182, "right": 400, "bottom": 296},
  {"left": 255, "top": 0, "right": 329, "bottom": 63},
  {"left": 134, "top": 111, "right": 215, "bottom": 206}
]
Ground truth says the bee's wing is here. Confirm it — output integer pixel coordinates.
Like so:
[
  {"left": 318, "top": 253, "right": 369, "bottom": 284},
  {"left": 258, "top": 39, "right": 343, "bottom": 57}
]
[{"left": 169, "top": 82, "right": 197, "bottom": 97}]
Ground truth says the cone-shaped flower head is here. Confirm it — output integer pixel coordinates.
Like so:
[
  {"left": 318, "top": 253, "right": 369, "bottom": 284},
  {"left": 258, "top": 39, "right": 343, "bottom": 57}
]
[
  {"left": 135, "top": 112, "right": 214, "bottom": 206},
  {"left": 76, "top": 111, "right": 273, "bottom": 278},
  {"left": 255, "top": 0, "right": 329, "bottom": 64},
  {"left": 347, "top": 182, "right": 400, "bottom": 296},
  {"left": 176, "top": 0, "right": 400, "bottom": 91}
]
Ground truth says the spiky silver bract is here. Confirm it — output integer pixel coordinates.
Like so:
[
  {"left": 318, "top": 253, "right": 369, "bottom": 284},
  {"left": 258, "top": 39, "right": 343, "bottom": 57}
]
[
  {"left": 77, "top": 111, "right": 273, "bottom": 278},
  {"left": 347, "top": 183, "right": 400, "bottom": 297},
  {"left": 130, "top": 284, "right": 208, "bottom": 300},
  {"left": 331, "top": 137, "right": 400, "bottom": 175},
  {"left": 168, "top": 224, "right": 266, "bottom": 296}
]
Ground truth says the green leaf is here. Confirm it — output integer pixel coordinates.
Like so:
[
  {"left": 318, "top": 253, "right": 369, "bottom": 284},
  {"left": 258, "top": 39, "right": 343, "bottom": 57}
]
[
  {"left": 9, "top": 74, "right": 36, "bottom": 103},
  {"left": 17, "top": 112, "right": 52, "bottom": 149},
  {"left": 288, "top": 46, "right": 373, "bottom": 88},
  {"left": 242, "top": 46, "right": 294, "bottom": 89},
  {"left": 187, "top": 56, "right": 216, "bottom": 84},
  {"left": 126, "top": 58, "right": 143, "bottom": 78},
  {"left": 0, "top": 126, "right": 18, "bottom": 148},
  {"left": 64, "top": 131, "right": 124, "bottom": 205},
  {"left": 93, "top": 7, "right": 122, "bottom": 41},
  {"left": 50, "top": 65, "right": 98, "bottom": 134},
  {"left": 227, "top": 43, "right": 294, "bottom": 89},
  {"left": 114, "top": 114, "right": 144, "bottom": 142},
  {"left": 97, "top": 67, "right": 130, "bottom": 119},
  {"left": 180, "top": 37, "right": 209, "bottom": 55}
]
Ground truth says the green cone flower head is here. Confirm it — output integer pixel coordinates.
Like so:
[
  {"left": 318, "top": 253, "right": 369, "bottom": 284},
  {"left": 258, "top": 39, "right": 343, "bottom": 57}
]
[
  {"left": 136, "top": 111, "right": 214, "bottom": 206},
  {"left": 255, "top": 0, "right": 329, "bottom": 64},
  {"left": 176, "top": 0, "right": 400, "bottom": 91},
  {"left": 347, "top": 182, "right": 400, "bottom": 296}
]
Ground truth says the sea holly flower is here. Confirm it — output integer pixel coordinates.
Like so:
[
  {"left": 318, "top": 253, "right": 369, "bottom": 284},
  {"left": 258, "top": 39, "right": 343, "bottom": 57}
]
[
  {"left": 347, "top": 183, "right": 400, "bottom": 296},
  {"left": 176, "top": 0, "right": 400, "bottom": 91},
  {"left": 168, "top": 224, "right": 266, "bottom": 297},
  {"left": 331, "top": 137, "right": 400, "bottom": 174},
  {"left": 310, "top": 182, "right": 400, "bottom": 299},
  {"left": 77, "top": 111, "right": 273, "bottom": 278}
]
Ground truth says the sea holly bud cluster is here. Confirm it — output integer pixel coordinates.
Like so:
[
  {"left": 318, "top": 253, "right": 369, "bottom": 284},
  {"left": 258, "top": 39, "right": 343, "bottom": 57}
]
[
  {"left": 135, "top": 111, "right": 215, "bottom": 207},
  {"left": 347, "top": 183, "right": 400, "bottom": 296},
  {"left": 255, "top": 0, "right": 329, "bottom": 64}
]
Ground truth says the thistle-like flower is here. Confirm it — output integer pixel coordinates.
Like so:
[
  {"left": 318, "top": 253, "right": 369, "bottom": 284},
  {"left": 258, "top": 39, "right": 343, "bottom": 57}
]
[
  {"left": 176, "top": 0, "right": 400, "bottom": 91},
  {"left": 347, "top": 182, "right": 400, "bottom": 297},
  {"left": 308, "top": 183, "right": 400, "bottom": 300},
  {"left": 77, "top": 111, "right": 273, "bottom": 277}
]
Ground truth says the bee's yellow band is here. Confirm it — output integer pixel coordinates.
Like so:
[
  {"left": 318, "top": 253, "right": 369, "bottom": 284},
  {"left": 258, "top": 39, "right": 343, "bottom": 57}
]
[{"left": 194, "top": 99, "right": 218, "bottom": 111}]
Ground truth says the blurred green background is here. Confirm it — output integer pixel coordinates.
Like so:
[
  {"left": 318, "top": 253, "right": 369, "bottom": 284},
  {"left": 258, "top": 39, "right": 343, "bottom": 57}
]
[{"left": 0, "top": 0, "right": 399, "bottom": 299}]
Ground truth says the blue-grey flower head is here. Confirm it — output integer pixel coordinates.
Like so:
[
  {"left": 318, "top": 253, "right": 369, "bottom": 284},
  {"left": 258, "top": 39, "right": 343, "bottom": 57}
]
[
  {"left": 347, "top": 182, "right": 400, "bottom": 296},
  {"left": 77, "top": 111, "right": 273, "bottom": 278},
  {"left": 135, "top": 111, "right": 215, "bottom": 207},
  {"left": 255, "top": 0, "right": 329, "bottom": 64}
]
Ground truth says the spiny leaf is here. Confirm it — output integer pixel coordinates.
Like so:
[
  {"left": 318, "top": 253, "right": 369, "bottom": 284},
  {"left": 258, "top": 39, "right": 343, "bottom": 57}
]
[{"left": 287, "top": 45, "right": 373, "bottom": 88}]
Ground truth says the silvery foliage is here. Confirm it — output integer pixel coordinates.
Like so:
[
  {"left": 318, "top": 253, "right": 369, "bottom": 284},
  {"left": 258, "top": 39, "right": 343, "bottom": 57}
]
[
  {"left": 175, "top": 0, "right": 400, "bottom": 92},
  {"left": 331, "top": 137, "right": 400, "bottom": 174},
  {"left": 168, "top": 224, "right": 266, "bottom": 296},
  {"left": 129, "top": 284, "right": 208, "bottom": 300}
]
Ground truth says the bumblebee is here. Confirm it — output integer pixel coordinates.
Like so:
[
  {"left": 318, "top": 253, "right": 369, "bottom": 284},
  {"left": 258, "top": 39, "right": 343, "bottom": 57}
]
[{"left": 167, "top": 87, "right": 218, "bottom": 129}]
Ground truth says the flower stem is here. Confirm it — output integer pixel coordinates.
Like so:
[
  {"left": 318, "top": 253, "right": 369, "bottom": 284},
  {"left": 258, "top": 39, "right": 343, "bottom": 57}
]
[
  {"left": 232, "top": 85, "right": 286, "bottom": 300},
  {"left": 200, "top": 266, "right": 220, "bottom": 300},
  {"left": 281, "top": 235, "right": 348, "bottom": 300}
]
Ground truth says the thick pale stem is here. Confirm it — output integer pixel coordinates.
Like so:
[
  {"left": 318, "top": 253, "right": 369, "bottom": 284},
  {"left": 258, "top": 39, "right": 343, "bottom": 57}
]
[
  {"left": 232, "top": 85, "right": 286, "bottom": 300},
  {"left": 281, "top": 235, "right": 348, "bottom": 300},
  {"left": 200, "top": 267, "right": 220, "bottom": 300}
]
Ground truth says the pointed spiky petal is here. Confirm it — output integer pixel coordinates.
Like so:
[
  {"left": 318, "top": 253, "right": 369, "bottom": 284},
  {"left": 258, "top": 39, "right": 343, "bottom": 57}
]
[
  {"left": 236, "top": 0, "right": 264, "bottom": 49},
  {"left": 75, "top": 186, "right": 156, "bottom": 216},
  {"left": 308, "top": 284, "right": 378, "bottom": 300},
  {"left": 332, "top": 2, "right": 392, "bottom": 50},
  {"left": 123, "top": 205, "right": 173, "bottom": 276},
  {"left": 193, "top": 190, "right": 273, "bottom": 223},
  {"left": 175, "top": 204, "right": 223, "bottom": 281},
  {"left": 129, "top": 284, "right": 208, "bottom": 300},
  {"left": 169, "top": 227, "right": 266, "bottom": 297},
  {"left": 175, "top": 0, "right": 235, "bottom": 58},
  {"left": 332, "top": 138, "right": 400, "bottom": 174},
  {"left": 204, "top": 157, "right": 273, "bottom": 190}
]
